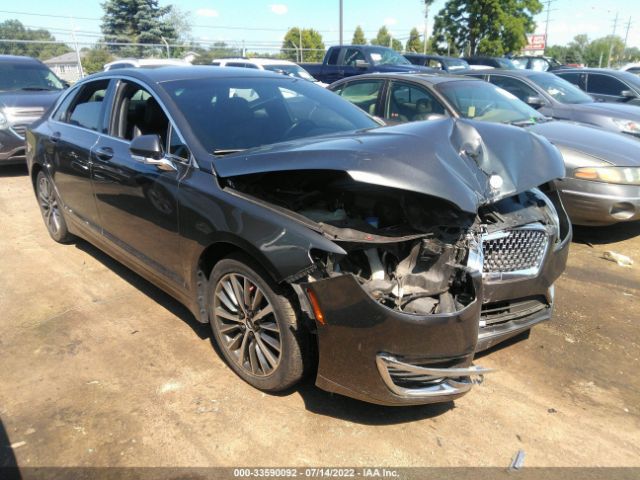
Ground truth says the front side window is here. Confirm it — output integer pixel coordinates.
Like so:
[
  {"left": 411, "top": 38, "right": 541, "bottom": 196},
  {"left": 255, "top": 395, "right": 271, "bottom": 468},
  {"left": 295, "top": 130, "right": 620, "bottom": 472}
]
[
  {"left": 343, "top": 48, "right": 366, "bottom": 66},
  {"left": 487, "top": 75, "right": 538, "bottom": 102},
  {"left": 112, "top": 81, "right": 169, "bottom": 144},
  {"left": 164, "top": 77, "right": 378, "bottom": 153},
  {"left": 587, "top": 74, "right": 627, "bottom": 96},
  {"left": 56, "top": 79, "right": 109, "bottom": 131},
  {"left": 0, "top": 62, "right": 65, "bottom": 91},
  {"left": 368, "top": 48, "right": 412, "bottom": 66},
  {"left": 529, "top": 73, "right": 593, "bottom": 104},
  {"left": 337, "top": 80, "right": 384, "bottom": 115},
  {"left": 386, "top": 82, "right": 446, "bottom": 122}
]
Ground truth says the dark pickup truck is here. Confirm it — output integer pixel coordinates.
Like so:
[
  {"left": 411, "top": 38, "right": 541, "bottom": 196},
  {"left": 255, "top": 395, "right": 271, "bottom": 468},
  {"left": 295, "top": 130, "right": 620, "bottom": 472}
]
[{"left": 300, "top": 45, "right": 433, "bottom": 84}]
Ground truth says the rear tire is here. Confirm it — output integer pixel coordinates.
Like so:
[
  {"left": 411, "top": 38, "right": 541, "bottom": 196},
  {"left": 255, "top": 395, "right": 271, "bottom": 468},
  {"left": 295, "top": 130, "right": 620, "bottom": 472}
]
[
  {"left": 208, "top": 254, "right": 307, "bottom": 392},
  {"left": 35, "top": 171, "right": 74, "bottom": 243}
]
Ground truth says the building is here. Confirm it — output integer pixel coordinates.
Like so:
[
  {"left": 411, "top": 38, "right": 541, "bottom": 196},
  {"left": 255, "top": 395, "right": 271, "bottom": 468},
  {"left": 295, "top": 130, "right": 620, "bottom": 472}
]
[{"left": 44, "top": 51, "right": 85, "bottom": 83}]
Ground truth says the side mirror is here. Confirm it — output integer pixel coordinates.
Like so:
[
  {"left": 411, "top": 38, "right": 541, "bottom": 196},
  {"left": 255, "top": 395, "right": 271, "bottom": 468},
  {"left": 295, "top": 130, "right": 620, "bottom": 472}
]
[
  {"left": 621, "top": 89, "right": 637, "bottom": 99},
  {"left": 355, "top": 59, "right": 370, "bottom": 69},
  {"left": 129, "top": 134, "right": 176, "bottom": 171},
  {"left": 62, "top": 81, "right": 71, "bottom": 89},
  {"left": 526, "top": 96, "right": 545, "bottom": 109}
]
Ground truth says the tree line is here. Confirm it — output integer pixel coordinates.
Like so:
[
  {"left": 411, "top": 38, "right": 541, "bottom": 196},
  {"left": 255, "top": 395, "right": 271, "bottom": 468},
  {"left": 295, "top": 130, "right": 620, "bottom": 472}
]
[{"left": 1, "top": 0, "right": 638, "bottom": 74}]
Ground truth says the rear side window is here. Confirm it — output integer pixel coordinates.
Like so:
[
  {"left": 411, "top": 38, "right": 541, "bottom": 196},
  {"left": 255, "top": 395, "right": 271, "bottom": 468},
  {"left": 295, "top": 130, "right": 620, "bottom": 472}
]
[
  {"left": 337, "top": 80, "right": 384, "bottom": 115},
  {"left": 487, "top": 76, "right": 537, "bottom": 102},
  {"left": 327, "top": 48, "right": 340, "bottom": 65},
  {"left": 587, "top": 74, "right": 627, "bottom": 96},
  {"left": 55, "top": 79, "right": 110, "bottom": 131}
]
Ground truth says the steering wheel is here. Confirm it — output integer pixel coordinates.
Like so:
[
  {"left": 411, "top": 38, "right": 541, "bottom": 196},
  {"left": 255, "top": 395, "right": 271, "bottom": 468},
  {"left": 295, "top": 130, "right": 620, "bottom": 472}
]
[
  {"left": 475, "top": 102, "right": 496, "bottom": 117},
  {"left": 282, "top": 119, "right": 316, "bottom": 140}
]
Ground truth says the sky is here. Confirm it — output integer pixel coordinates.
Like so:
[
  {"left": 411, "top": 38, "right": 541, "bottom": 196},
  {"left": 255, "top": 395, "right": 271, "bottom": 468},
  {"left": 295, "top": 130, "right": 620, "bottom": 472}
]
[{"left": 1, "top": 0, "right": 639, "bottom": 52}]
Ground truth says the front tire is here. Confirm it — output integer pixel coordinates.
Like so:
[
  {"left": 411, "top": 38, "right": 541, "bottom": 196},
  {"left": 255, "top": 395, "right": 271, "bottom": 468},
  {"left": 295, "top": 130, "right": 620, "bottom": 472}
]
[
  {"left": 208, "top": 255, "right": 307, "bottom": 392},
  {"left": 35, "top": 171, "right": 74, "bottom": 243}
]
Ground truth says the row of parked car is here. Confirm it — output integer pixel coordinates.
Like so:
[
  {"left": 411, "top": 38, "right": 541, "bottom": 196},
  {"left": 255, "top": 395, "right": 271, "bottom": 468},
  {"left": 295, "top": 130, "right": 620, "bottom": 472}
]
[{"left": 0, "top": 47, "right": 636, "bottom": 407}]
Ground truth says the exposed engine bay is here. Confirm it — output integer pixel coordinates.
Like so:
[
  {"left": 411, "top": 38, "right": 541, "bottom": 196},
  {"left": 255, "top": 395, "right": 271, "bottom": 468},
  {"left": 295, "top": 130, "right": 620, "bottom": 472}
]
[{"left": 223, "top": 170, "right": 562, "bottom": 316}]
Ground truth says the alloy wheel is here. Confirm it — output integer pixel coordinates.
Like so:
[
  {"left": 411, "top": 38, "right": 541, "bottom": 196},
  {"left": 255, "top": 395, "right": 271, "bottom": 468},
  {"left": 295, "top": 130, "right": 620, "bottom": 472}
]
[
  {"left": 37, "top": 175, "right": 62, "bottom": 236},
  {"left": 213, "top": 273, "right": 282, "bottom": 377}
]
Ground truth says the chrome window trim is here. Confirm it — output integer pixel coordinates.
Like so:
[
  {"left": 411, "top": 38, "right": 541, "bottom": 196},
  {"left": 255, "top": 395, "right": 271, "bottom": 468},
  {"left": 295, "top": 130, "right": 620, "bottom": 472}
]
[{"left": 47, "top": 74, "right": 199, "bottom": 170}]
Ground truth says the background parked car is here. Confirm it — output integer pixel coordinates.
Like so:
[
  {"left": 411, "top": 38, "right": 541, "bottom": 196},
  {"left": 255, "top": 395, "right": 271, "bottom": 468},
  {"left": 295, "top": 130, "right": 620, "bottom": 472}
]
[
  {"left": 299, "top": 45, "right": 434, "bottom": 84},
  {"left": 620, "top": 63, "right": 640, "bottom": 76},
  {"left": 511, "top": 55, "right": 566, "bottom": 71},
  {"left": 403, "top": 54, "right": 470, "bottom": 72},
  {"left": 463, "top": 56, "right": 517, "bottom": 69},
  {"left": 0, "top": 55, "right": 66, "bottom": 165},
  {"left": 104, "top": 58, "right": 191, "bottom": 70},
  {"left": 211, "top": 57, "right": 325, "bottom": 86},
  {"left": 464, "top": 69, "right": 640, "bottom": 138},
  {"left": 329, "top": 72, "right": 640, "bottom": 227},
  {"left": 337, "top": 73, "right": 577, "bottom": 349},
  {"left": 554, "top": 68, "right": 640, "bottom": 106}
]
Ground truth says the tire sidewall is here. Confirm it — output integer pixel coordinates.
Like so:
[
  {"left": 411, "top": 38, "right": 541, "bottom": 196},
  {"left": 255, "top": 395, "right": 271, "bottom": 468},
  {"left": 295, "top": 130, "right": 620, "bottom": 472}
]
[
  {"left": 36, "top": 171, "right": 71, "bottom": 243},
  {"left": 208, "top": 255, "right": 305, "bottom": 392}
]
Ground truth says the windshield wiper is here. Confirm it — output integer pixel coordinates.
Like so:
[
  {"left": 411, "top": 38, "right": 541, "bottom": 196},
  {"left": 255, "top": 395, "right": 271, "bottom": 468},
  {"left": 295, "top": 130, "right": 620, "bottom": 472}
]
[
  {"left": 509, "top": 119, "right": 537, "bottom": 127},
  {"left": 213, "top": 149, "right": 246, "bottom": 156},
  {"left": 19, "top": 87, "right": 53, "bottom": 91}
]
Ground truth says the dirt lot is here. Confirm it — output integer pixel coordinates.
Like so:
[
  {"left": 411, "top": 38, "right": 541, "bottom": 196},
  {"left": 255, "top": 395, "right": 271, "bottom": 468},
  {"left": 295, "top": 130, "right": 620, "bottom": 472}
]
[{"left": 1, "top": 164, "right": 639, "bottom": 468}]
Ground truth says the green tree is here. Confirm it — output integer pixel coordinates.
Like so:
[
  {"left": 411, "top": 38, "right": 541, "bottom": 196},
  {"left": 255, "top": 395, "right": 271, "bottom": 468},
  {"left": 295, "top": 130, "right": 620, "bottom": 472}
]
[
  {"left": 188, "top": 42, "right": 243, "bottom": 64},
  {"left": 280, "top": 28, "right": 325, "bottom": 62},
  {"left": 544, "top": 44, "right": 568, "bottom": 63},
  {"left": 405, "top": 27, "right": 424, "bottom": 53},
  {"left": 81, "top": 48, "right": 114, "bottom": 74},
  {"left": 584, "top": 35, "right": 624, "bottom": 67},
  {"left": 352, "top": 26, "right": 367, "bottom": 45},
  {"left": 624, "top": 47, "right": 640, "bottom": 63},
  {"left": 371, "top": 26, "right": 402, "bottom": 51},
  {"left": 0, "top": 20, "right": 71, "bottom": 60},
  {"left": 432, "top": 0, "right": 543, "bottom": 56},
  {"left": 101, "top": 0, "right": 178, "bottom": 57}
]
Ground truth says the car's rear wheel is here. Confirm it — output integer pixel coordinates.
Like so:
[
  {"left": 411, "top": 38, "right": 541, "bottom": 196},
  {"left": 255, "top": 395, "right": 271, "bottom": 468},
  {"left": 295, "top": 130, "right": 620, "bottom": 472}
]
[
  {"left": 36, "top": 171, "right": 74, "bottom": 243},
  {"left": 208, "top": 255, "right": 307, "bottom": 392}
]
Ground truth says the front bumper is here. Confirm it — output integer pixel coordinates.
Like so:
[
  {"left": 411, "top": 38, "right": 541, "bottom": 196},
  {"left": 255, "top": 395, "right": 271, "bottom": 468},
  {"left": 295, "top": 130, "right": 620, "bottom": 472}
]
[
  {"left": 0, "top": 129, "right": 26, "bottom": 165},
  {"left": 557, "top": 178, "right": 640, "bottom": 226},
  {"left": 305, "top": 272, "right": 487, "bottom": 406}
]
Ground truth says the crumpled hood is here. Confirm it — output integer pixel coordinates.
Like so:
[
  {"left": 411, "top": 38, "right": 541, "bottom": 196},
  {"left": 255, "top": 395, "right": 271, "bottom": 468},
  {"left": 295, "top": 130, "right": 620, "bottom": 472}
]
[
  {"left": 527, "top": 120, "right": 640, "bottom": 167},
  {"left": 213, "top": 118, "right": 565, "bottom": 214},
  {"left": 575, "top": 101, "right": 640, "bottom": 121},
  {"left": 0, "top": 90, "right": 62, "bottom": 110}
]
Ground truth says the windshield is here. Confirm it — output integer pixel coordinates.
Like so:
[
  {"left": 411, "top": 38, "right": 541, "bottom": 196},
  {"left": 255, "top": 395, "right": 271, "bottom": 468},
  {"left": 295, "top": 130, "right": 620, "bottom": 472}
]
[
  {"left": 263, "top": 64, "right": 316, "bottom": 81},
  {"left": 368, "top": 48, "right": 412, "bottom": 66},
  {"left": 0, "top": 62, "right": 65, "bottom": 91},
  {"left": 529, "top": 72, "right": 593, "bottom": 104},
  {"left": 437, "top": 80, "right": 545, "bottom": 124},
  {"left": 164, "top": 77, "right": 378, "bottom": 153}
]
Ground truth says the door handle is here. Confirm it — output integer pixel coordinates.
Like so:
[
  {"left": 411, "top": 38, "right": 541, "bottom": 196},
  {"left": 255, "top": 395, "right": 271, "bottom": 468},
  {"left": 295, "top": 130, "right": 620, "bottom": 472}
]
[
  {"left": 50, "top": 132, "right": 61, "bottom": 144},
  {"left": 94, "top": 146, "right": 114, "bottom": 161}
]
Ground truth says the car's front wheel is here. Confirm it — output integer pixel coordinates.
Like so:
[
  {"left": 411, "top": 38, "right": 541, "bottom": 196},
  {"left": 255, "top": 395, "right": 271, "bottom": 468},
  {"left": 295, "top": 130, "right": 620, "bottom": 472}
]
[
  {"left": 208, "top": 255, "right": 307, "bottom": 392},
  {"left": 35, "top": 171, "right": 74, "bottom": 243}
]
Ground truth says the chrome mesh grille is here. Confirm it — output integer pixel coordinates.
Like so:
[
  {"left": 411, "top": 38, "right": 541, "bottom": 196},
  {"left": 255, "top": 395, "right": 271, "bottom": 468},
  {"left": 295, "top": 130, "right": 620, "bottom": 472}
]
[
  {"left": 11, "top": 124, "right": 27, "bottom": 138},
  {"left": 482, "top": 227, "right": 548, "bottom": 274}
]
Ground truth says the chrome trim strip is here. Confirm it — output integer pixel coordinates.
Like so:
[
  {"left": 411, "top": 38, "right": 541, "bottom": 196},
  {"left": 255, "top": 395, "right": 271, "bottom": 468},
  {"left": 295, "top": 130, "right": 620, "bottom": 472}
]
[
  {"left": 376, "top": 353, "right": 493, "bottom": 398},
  {"left": 560, "top": 189, "right": 640, "bottom": 201}
]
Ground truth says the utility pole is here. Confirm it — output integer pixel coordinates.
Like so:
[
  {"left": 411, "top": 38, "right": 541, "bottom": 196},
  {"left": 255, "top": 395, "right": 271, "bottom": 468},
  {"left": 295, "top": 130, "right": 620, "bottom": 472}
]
[
  {"left": 608, "top": 12, "right": 619, "bottom": 68},
  {"left": 160, "top": 36, "right": 170, "bottom": 58},
  {"left": 70, "top": 17, "right": 84, "bottom": 79},
  {"left": 423, "top": 0, "right": 429, "bottom": 54},
  {"left": 623, "top": 17, "right": 632, "bottom": 57},
  {"left": 299, "top": 28, "right": 303, "bottom": 62},
  {"left": 543, "top": 0, "right": 557, "bottom": 50},
  {"left": 339, "top": 0, "right": 343, "bottom": 45}
]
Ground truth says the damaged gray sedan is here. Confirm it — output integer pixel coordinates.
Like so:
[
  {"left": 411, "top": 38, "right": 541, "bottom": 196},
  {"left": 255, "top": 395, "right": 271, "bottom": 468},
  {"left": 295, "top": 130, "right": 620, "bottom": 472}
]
[{"left": 27, "top": 68, "right": 570, "bottom": 405}]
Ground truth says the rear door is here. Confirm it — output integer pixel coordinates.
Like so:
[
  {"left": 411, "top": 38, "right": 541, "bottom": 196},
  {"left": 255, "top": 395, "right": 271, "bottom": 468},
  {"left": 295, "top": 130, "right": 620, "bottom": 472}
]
[
  {"left": 90, "top": 79, "right": 191, "bottom": 286},
  {"left": 48, "top": 78, "right": 112, "bottom": 229}
]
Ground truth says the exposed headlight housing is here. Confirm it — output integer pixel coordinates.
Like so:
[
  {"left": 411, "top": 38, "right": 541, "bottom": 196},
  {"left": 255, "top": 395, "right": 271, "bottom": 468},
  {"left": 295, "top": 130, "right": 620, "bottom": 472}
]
[
  {"left": 612, "top": 118, "right": 640, "bottom": 135},
  {"left": 573, "top": 166, "right": 640, "bottom": 185}
]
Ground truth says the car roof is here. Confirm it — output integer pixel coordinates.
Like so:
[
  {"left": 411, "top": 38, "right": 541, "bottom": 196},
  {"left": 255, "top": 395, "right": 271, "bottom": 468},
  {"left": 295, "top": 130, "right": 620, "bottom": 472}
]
[
  {"left": 86, "top": 65, "right": 288, "bottom": 84},
  {"left": 214, "top": 58, "right": 297, "bottom": 66},
  {"left": 556, "top": 67, "right": 626, "bottom": 74},
  {"left": 465, "top": 68, "right": 550, "bottom": 78},
  {"left": 0, "top": 54, "right": 44, "bottom": 64},
  {"left": 331, "top": 71, "right": 481, "bottom": 86}
]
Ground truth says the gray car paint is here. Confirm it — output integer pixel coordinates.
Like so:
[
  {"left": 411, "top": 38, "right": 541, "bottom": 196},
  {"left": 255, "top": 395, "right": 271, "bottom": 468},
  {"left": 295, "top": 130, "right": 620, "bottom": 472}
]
[{"left": 212, "top": 118, "right": 565, "bottom": 214}]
